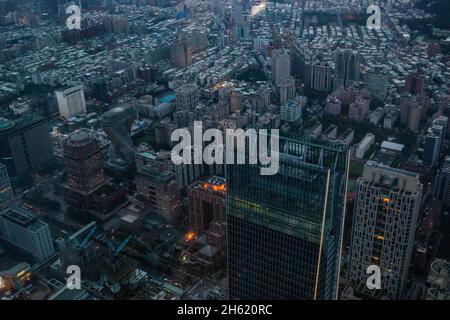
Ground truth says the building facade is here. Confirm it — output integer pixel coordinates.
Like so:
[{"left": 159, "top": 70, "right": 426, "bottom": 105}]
[
  {"left": 55, "top": 85, "right": 86, "bottom": 119},
  {"left": 0, "top": 207, "right": 55, "bottom": 262},
  {"left": 63, "top": 130, "right": 106, "bottom": 195},
  {"left": 226, "top": 137, "right": 350, "bottom": 299},
  {"left": 0, "top": 115, "right": 53, "bottom": 179},
  {"left": 348, "top": 161, "right": 423, "bottom": 299}
]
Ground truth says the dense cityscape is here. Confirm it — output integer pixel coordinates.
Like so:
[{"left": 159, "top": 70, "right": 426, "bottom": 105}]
[{"left": 0, "top": 0, "right": 449, "bottom": 302}]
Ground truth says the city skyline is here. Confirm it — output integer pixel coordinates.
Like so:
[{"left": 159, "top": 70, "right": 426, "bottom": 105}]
[{"left": 0, "top": 0, "right": 449, "bottom": 303}]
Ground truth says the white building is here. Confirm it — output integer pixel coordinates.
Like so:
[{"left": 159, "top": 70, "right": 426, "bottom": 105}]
[
  {"left": 55, "top": 85, "right": 86, "bottom": 119},
  {"left": 271, "top": 49, "right": 291, "bottom": 86},
  {"left": 355, "top": 133, "right": 375, "bottom": 159},
  {"left": 0, "top": 207, "right": 55, "bottom": 262},
  {"left": 280, "top": 95, "right": 307, "bottom": 123}
]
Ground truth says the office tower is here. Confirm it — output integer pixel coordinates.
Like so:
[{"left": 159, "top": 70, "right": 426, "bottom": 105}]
[
  {"left": 175, "top": 83, "right": 199, "bottom": 111},
  {"left": 310, "top": 62, "right": 332, "bottom": 93},
  {"left": 334, "top": 48, "right": 361, "bottom": 88},
  {"left": 423, "top": 116, "right": 447, "bottom": 167},
  {"left": 348, "top": 161, "right": 423, "bottom": 299},
  {"left": 348, "top": 95, "right": 370, "bottom": 121},
  {"left": 405, "top": 101, "right": 421, "bottom": 133},
  {"left": 136, "top": 165, "right": 182, "bottom": 223},
  {"left": 0, "top": 207, "right": 55, "bottom": 262},
  {"left": 404, "top": 70, "right": 425, "bottom": 96},
  {"left": 271, "top": 49, "right": 291, "bottom": 86},
  {"left": 435, "top": 157, "right": 450, "bottom": 208},
  {"left": 280, "top": 95, "right": 307, "bottom": 123},
  {"left": 63, "top": 130, "right": 106, "bottom": 195},
  {"left": 364, "top": 68, "right": 389, "bottom": 101},
  {"left": 227, "top": 137, "right": 350, "bottom": 300},
  {"left": 423, "top": 126, "right": 443, "bottom": 167},
  {"left": 0, "top": 163, "right": 14, "bottom": 210},
  {"left": 0, "top": 114, "right": 53, "bottom": 179},
  {"left": 55, "top": 85, "right": 86, "bottom": 119},
  {"left": 278, "top": 77, "right": 296, "bottom": 105},
  {"left": 187, "top": 176, "right": 226, "bottom": 236},
  {"left": 433, "top": 116, "right": 449, "bottom": 150},
  {"left": 101, "top": 106, "right": 135, "bottom": 163}
]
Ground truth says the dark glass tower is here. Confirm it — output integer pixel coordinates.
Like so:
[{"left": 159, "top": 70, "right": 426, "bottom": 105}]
[{"left": 226, "top": 137, "right": 350, "bottom": 300}]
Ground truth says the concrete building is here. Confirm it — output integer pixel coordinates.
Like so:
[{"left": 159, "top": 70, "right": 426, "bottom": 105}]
[
  {"left": 349, "top": 162, "right": 423, "bottom": 299},
  {"left": 355, "top": 133, "right": 375, "bottom": 159},
  {"left": 187, "top": 176, "right": 226, "bottom": 249},
  {"left": 271, "top": 49, "right": 291, "bottom": 86},
  {"left": 280, "top": 95, "right": 306, "bottom": 123},
  {"left": 278, "top": 77, "right": 296, "bottom": 105},
  {"left": 0, "top": 207, "right": 55, "bottom": 262},
  {"left": 326, "top": 96, "right": 342, "bottom": 115},
  {"left": 175, "top": 83, "right": 199, "bottom": 112},
  {"left": 55, "top": 85, "right": 86, "bottom": 119},
  {"left": 334, "top": 48, "right": 361, "bottom": 88},
  {"left": 310, "top": 61, "right": 332, "bottom": 93},
  {"left": 349, "top": 95, "right": 370, "bottom": 121},
  {"left": 136, "top": 165, "right": 182, "bottom": 224},
  {"left": 369, "top": 107, "right": 385, "bottom": 125}
]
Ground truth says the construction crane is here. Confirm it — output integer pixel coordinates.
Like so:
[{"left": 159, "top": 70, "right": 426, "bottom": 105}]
[
  {"left": 68, "top": 221, "right": 97, "bottom": 251},
  {"left": 107, "top": 236, "right": 131, "bottom": 257}
]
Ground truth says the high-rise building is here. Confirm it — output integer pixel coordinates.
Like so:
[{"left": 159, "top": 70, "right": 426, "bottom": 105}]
[
  {"left": 55, "top": 85, "right": 86, "bottom": 119},
  {"left": 271, "top": 49, "right": 291, "bottom": 86},
  {"left": 63, "top": 130, "right": 106, "bottom": 195},
  {"left": 175, "top": 83, "right": 199, "bottom": 112},
  {"left": 404, "top": 70, "right": 425, "bottom": 96},
  {"left": 435, "top": 157, "right": 450, "bottom": 209},
  {"left": 334, "top": 48, "right": 361, "bottom": 88},
  {"left": 0, "top": 163, "right": 14, "bottom": 210},
  {"left": 348, "top": 161, "right": 423, "bottom": 299},
  {"left": 171, "top": 41, "right": 193, "bottom": 68},
  {"left": 326, "top": 96, "right": 342, "bottom": 115},
  {"left": 0, "top": 206, "right": 55, "bottom": 262},
  {"left": 136, "top": 165, "right": 182, "bottom": 224},
  {"left": 278, "top": 77, "right": 296, "bottom": 105},
  {"left": 227, "top": 137, "right": 350, "bottom": 299},
  {"left": 0, "top": 114, "right": 53, "bottom": 179},
  {"left": 280, "top": 95, "right": 307, "bottom": 123},
  {"left": 406, "top": 101, "right": 421, "bottom": 133},
  {"left": 187, "top": 176, "right": 226, "bottom": 235},
  {"left": 348, "top": 95, "right": 370, "bottom": 121},
  {"left": 423, "top": 116, "right": 448, "bottom": 167},
  {"left": 101, "top": 106, "right": 135, "bottom": 163},
  {"left": 310, "top": 61, "right": 332, "bottom": 93}
]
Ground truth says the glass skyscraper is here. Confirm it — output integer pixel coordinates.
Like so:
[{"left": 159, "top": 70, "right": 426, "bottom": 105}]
[{"left": 226, "top": 136, "right": 350, "bottom": 300}]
